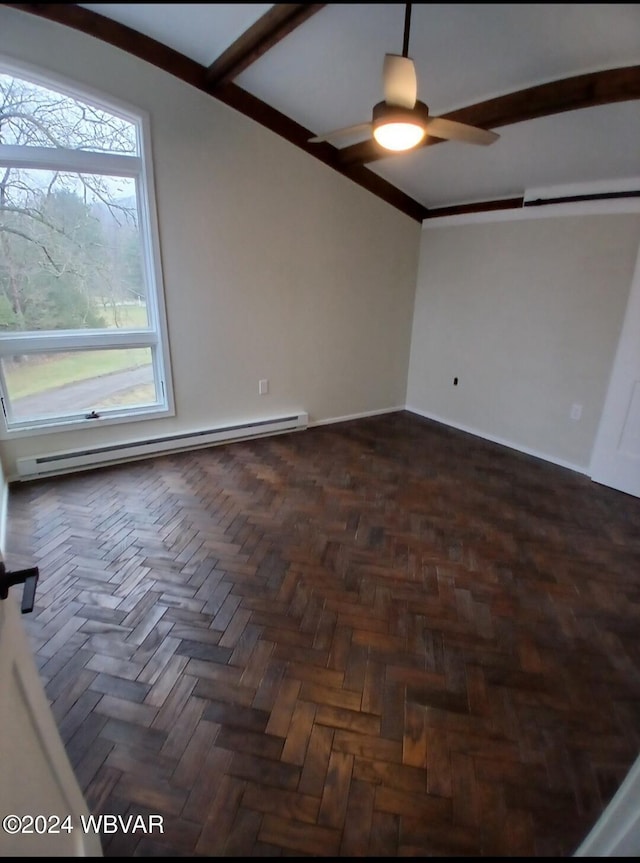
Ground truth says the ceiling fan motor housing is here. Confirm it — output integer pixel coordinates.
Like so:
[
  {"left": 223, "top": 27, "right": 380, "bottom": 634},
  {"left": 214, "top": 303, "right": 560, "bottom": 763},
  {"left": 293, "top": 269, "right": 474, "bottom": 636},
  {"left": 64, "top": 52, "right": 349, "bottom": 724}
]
[
  {"left": 372, "top": 99, "right": 430, "bottom": 128},
  {"left": 372, "top": 99, "right": 431, "bottom": 151}
]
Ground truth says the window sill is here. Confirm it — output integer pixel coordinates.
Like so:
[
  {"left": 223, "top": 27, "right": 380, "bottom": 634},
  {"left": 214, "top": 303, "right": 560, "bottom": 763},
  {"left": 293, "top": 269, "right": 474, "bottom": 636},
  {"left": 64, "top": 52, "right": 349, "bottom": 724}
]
[{"left": 0, "top": 404, "right": 175, "bottom": 440}]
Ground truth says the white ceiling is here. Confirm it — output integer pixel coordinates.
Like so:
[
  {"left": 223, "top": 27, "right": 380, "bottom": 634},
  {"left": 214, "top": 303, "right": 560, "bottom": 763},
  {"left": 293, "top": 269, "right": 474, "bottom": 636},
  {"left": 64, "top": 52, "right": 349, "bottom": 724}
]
[{"left": 81, "top": 3, "right": 640, "bottom": 212}]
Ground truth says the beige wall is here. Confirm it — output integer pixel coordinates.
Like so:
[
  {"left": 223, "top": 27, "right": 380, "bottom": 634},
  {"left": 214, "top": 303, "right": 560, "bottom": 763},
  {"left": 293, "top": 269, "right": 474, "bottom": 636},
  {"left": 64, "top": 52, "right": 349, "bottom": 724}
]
[
  {"left": 407, "top": 211, "right": 640, "bottom": 469},
  {"left": 0, "top": 7, "right": 420, "bottom": 477},
  {"left": 2, "top": 8, "right": 638, "bottom": 483}
]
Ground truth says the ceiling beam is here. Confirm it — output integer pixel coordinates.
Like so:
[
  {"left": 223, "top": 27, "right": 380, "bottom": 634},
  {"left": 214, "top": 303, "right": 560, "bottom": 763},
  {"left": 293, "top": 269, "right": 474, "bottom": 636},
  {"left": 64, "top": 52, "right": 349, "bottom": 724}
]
[
  {"left": 5, "top": 5, "right": 638, "bottom": 222},
  {"left": 210, "top": 81, "right": 429, "bottom": 221},
  {"left": 2, "top": 3, "right": 427, "bottom": 221},
  {"left": 5, "top": 3, "right": 208, "bottom": 88},
  {"left": 337, "top": 65, "right": 640, "bottom": 168},
  {"left": 205, "top": 4, "right": 325, "bottom": 90},
  {"left": 424, "top": 198, "right": 524, "bottom": 219}
]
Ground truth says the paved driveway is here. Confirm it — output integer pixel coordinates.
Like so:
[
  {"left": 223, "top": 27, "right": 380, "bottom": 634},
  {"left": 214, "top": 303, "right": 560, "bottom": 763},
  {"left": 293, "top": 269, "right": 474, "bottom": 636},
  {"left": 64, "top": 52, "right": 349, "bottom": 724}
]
[{"left": 11, "top": 364, "right": 154, "bottom": 419}]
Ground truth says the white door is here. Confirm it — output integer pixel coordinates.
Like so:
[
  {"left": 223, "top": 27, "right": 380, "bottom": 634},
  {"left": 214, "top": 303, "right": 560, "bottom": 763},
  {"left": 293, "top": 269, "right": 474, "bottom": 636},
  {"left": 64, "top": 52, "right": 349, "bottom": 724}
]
[
  {"left": 590, "top": 239, "right": 640, "bottom": 498},
  {"left": 574, "top": 751, "right": 640, "bottom": 856},
  {"left": 0, "top": 590, "right": 102, "bottom": 857}
]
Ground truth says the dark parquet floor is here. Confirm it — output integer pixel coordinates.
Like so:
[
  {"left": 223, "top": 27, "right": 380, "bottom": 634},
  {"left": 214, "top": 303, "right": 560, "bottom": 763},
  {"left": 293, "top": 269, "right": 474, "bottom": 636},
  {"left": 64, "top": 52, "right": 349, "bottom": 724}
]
[{"left": 5, "top": 411, "right": 640, "bottom": 856}]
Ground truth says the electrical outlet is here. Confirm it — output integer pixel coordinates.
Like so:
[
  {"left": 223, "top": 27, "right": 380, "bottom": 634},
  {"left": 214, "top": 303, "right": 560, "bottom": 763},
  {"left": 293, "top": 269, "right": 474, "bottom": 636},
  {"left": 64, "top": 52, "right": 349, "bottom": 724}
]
[
  {"left": 570, "top": 403, "right": 582, "bottom": 421},
  {"left": 259, "top": 379, "right": 269, "bottom": 395}
]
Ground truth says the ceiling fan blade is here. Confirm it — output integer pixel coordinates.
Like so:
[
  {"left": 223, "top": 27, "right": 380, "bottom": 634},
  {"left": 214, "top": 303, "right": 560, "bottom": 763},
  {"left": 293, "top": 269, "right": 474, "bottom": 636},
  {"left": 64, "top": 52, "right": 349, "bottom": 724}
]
[
  {"left": 425, "top": 117, "right": 499, "bottom": 146},
  {"left": 308, "top": 122, "right": 372, "bottom": 144},
  {"left": 383, "top": 54, "right": 417, "bottom": 108}
]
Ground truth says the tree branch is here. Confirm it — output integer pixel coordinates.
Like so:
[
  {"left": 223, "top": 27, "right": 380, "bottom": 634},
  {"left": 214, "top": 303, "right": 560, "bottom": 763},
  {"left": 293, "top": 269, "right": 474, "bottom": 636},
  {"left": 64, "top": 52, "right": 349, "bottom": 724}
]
[{"left": 0, "top": 224, "right": 63, "bottom": 272}]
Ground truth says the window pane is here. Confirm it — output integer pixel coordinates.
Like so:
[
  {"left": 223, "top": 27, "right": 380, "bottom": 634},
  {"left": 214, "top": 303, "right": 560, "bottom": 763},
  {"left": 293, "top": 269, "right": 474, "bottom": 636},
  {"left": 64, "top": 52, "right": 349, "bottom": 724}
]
[
  {"left": 2, "top": 349, "right": 157, "bottom": 423},
  {"left": 0, "top": 169, "right": 148, "bottom": 331},
  {"left": 0, "top": 72, "right": 138, "bottom": 154},
  {"left": 0, "top": 67, "right": 172, "bottom": 433}
]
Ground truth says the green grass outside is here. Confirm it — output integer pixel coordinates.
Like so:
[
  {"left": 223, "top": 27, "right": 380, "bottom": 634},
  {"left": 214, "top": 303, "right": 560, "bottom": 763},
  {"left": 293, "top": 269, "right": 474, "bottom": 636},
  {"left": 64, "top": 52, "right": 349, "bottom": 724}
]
[
  {"left": 5, "top": 348, "right": 152, "bottom": 400},
  {"left": 99, "top": 304, "right": 148, "bottom": 328},
  {"left": 5, "top": 303, "right": 152, "bottom": 400}
]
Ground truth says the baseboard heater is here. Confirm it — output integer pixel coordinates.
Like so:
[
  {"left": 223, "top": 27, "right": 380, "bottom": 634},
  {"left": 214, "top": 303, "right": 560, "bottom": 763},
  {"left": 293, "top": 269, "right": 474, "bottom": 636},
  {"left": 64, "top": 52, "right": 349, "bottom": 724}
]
[{"left": 15, "top": 411, "right": 309, "bottom": 480}]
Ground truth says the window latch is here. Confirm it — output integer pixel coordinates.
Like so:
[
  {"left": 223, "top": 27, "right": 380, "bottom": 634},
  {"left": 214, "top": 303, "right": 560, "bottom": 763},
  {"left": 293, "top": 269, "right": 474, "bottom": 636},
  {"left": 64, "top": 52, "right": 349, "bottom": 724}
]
[{"left": 0, "top": 562, "right": 40, "bottom": 614}]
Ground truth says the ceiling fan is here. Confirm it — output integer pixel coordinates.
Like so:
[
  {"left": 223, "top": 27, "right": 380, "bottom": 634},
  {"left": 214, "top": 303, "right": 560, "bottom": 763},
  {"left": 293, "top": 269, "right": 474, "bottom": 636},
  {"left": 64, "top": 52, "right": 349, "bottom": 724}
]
[{"left": 309, "top": 3, "right": 499, "bottom": 153}]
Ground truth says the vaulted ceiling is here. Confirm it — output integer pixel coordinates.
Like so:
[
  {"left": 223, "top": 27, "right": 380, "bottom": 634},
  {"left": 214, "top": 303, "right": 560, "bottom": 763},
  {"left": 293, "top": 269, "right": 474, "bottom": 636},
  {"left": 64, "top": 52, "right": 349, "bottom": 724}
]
[{"left": 9, "top": 3, "right": 640, "bottom": 221}]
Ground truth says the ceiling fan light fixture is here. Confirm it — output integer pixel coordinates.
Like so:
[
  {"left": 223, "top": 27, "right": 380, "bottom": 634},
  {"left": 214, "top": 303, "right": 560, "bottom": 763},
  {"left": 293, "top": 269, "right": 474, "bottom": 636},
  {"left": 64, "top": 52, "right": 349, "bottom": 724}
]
[
  {"left": 372, "top": 100, "right": 430, "bottom": 152},
  {"left": 373, "top": 121, "right": 425, "bottom": 151}
]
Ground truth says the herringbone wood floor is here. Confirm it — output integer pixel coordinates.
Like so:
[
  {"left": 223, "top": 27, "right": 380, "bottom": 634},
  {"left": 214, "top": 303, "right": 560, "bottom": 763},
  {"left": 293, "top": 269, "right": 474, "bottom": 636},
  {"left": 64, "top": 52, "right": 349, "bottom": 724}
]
[{"left": 5, "top": 411, "right": 640, "bottom": 856}]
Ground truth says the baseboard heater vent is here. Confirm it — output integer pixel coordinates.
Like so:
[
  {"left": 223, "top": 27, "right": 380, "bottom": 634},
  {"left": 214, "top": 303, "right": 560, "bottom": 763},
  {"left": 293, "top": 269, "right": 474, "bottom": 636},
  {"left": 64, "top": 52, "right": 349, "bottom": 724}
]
[{"left": 15, "top": 411, "right": 309, "bottom": 480}]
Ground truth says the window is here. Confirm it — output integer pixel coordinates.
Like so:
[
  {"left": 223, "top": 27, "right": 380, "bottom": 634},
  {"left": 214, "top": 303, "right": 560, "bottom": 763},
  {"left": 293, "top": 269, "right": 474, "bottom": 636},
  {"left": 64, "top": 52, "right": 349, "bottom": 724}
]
[{"left": 0, "top": 59, "right": 173, "bottom": 434}]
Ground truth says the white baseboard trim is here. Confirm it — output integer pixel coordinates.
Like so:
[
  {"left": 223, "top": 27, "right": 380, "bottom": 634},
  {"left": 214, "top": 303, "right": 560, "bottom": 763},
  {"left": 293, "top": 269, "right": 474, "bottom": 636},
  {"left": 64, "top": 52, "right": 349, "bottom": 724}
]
[
  {"left": 3, "top": 405, "right": 589, "bottom": 489},
  {"left": 309, "top": 406, "right": 404, "bottom": 428},
  {"left": 405, "top": 406, "right": 588, "bottom": 476}
]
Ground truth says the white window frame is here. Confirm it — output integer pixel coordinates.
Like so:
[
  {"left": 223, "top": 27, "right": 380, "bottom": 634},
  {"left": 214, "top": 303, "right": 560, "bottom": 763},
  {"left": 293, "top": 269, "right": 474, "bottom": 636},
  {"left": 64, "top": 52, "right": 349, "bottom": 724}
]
[{"left": 0, "top": 56, "right": 174, "bottom": 437}]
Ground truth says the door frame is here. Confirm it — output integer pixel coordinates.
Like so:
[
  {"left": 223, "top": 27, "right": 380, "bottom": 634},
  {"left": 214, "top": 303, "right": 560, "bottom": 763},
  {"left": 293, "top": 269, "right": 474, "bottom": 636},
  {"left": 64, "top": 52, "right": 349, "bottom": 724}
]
[
  {"left": 574, "top": 752, "right": 640, "bottom": 856},
  {"left": 0, "top": 464, "right": 102, "bottom": 857},
  {"left": 589, "top": 233, "right": 640, "bottom": 495}
]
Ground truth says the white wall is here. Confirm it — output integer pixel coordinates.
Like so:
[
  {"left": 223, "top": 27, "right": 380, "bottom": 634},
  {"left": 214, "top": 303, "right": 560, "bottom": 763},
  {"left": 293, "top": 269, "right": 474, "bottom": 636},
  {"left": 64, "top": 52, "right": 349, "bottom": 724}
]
[
  {"left": 407, "top": 210, "right": 640, "bottom": 470},
  {"left": 0, "top": 7, "right": 421, "bottom": 478},
  {"left": 3, "top": 8, "right": 638, "bottom": 482}
]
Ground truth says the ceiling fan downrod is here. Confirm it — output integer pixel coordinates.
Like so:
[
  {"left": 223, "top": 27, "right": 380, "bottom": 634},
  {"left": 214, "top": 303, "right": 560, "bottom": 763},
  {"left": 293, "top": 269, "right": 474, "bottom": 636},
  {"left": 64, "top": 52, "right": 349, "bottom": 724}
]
[{"left": 402, "top": 3, "right": 412, "bottom": 58}]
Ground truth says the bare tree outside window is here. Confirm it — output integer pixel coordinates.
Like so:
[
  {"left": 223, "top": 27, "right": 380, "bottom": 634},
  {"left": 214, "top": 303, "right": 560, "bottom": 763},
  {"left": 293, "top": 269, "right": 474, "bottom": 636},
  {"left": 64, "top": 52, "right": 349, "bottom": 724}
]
[{"left": 0, "top": 64, "right": 171, "bottom": 431}]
